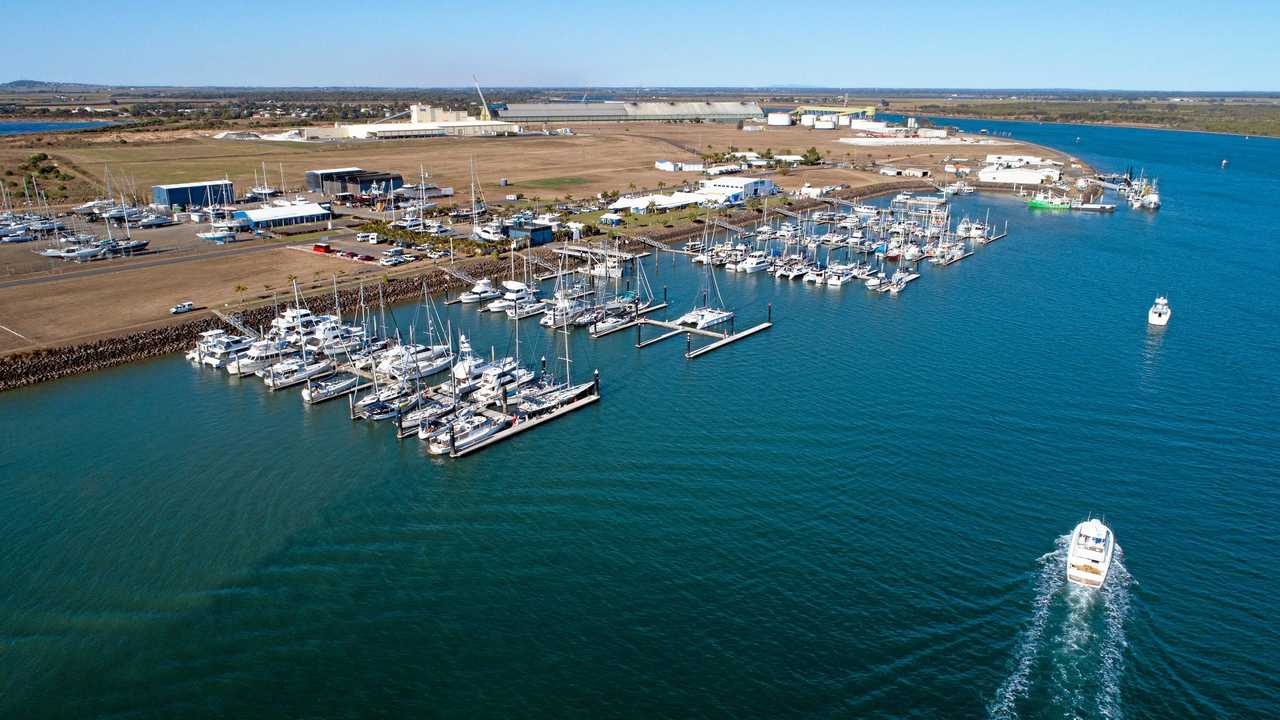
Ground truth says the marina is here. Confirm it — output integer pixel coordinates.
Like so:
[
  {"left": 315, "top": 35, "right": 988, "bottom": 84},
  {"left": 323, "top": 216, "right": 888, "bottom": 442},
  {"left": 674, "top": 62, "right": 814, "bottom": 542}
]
[{"left": 2, "top": 74, "right": 1279, "bottom": 720}]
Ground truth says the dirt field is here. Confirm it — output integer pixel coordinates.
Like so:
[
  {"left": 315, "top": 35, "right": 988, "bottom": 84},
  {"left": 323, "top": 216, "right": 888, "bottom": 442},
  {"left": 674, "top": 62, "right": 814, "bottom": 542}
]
[
  {"left": 0, "top": 122, "right": 1070, "bottom": 208},
  {"left": 0, "top": 122, "right": 1081, "bottom": 355}
]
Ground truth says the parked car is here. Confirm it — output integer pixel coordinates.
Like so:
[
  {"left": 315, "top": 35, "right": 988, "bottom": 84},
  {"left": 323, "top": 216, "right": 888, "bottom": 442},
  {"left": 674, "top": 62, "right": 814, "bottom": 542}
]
[
  {"left": 356, "top": 254, "right": 375, "bottom": 262},
  {"left": 170, "top": 301, "right": 194, "bottom": 315}
]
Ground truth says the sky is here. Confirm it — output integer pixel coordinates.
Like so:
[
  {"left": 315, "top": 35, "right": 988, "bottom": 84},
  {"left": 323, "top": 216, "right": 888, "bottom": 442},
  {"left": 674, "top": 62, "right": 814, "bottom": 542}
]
[{"left": 8, "top": 0, "right": 1279, "bottom": 91}]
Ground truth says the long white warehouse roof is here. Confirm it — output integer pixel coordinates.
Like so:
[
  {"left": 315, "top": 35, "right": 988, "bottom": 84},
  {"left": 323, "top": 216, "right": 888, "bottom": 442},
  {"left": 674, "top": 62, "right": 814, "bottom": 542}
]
[
  {"left": 235, "top": 202, "right": 330, "bottom": 222},
  {"left": 154, "top": 180, "right": 233, "bottom": 190}
]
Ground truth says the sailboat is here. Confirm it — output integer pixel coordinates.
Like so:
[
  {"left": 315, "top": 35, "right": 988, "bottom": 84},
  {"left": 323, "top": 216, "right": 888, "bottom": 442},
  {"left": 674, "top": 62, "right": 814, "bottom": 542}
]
[{"left": 676, "top": 236, "right": 735, "bottom": 330}]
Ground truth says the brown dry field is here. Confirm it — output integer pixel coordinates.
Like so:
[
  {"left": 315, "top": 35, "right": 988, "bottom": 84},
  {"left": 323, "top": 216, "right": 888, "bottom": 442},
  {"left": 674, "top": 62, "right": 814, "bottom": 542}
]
[
  {"left": 0, "top": 122, "right": 1079, "bottom": 355},
  {"left": 0, "top": 122, "right": 1068, "bottom": 206},
  {"left": 0, "top": 240, "right": 409, "bottom": 353}
]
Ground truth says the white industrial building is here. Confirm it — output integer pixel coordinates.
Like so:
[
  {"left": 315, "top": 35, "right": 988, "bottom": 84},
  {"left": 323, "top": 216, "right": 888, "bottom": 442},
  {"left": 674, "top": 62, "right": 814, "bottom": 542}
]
[
  {"left": 978, "top": 166, "right": 1061, "bottom": 184},
  {"left": 607, "top": 177, "right": 776, "bottom": 214},
  {"left": 699, "top": 176, "right": 775, "bottom": 200},
  {"left": 984, "top": 154, "right": 1061, "bottom": 167},
  {"left": 766, "top": 112, "right": 793, "bottom": 126},
  {"left": 304, "top": 104, "right": 519, "bottom": 140},
  {"left": 655, "top": 160, "right": 704, "bottom": 172}
]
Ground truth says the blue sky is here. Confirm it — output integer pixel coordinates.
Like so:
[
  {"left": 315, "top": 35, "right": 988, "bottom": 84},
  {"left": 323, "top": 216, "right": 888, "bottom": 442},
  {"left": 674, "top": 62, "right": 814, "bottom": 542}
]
[{"left": 10, "top": 0, "right": 1279, "bottom": 91}]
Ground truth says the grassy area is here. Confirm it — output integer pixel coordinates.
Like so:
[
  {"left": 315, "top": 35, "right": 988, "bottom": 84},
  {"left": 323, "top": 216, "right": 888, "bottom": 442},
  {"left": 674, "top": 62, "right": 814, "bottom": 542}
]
[{"left": 514, "top": 176, "right": 592, "bottom": 189}]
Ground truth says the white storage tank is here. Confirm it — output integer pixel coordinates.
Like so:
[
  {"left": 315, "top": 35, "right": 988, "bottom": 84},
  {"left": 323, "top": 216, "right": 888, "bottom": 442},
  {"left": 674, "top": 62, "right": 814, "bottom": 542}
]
[
  {"left": 766, "top": 112, "right": 793, "bottom": 127},
  {"left": 799, "top": 114, "right": 816, "bottom": 127},
  {"left": 814, "top": 120, "right": 836, "bottom": 130}
]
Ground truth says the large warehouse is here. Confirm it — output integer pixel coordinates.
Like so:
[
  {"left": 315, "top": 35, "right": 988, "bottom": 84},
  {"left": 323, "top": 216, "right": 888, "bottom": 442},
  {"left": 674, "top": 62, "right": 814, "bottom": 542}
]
[
  {"left": 304, "top": 167, "right": 404, "bottom": 195},
  {"left": 152, "top": 180, "right": 234, "bottom": 208},
  {"left": 303, "top": 104, "right": 519, "bottom": 140},
  {"left": 493, "top": 101, "right": 764, "bottom": 123}
]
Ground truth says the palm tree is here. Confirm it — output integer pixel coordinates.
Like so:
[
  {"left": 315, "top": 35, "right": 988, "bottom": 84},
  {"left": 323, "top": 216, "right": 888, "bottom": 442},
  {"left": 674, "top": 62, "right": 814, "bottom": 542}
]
[{"left": 233, "top": 283, "right": 248, "bottom": 306}]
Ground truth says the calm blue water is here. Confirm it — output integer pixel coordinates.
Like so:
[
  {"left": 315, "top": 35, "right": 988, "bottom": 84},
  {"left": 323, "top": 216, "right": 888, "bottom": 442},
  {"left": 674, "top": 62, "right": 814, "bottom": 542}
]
[
  {"left": 1, "top": 119, "right": 1277, "bottom": 719},
  {"left": 0, "top": 120, "right": 114, "bottom": 136}
]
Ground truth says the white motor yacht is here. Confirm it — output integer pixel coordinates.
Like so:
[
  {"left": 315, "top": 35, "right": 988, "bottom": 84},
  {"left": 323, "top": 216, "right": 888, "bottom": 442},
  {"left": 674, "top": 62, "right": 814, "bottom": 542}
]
[
  {"left": 1147, "top": 296, "right": 1171, "bottom": 326},
  {"left": 226, "top": 338, "right": 295, "bottom": 375},
  {"left": 199, "top": 332, "right": 254, "bottom": 368},
  {"left": 1066, "top": 518, "right": 1116, "bottom": 589},
  {"left": 737, "top": 251, "right": 771, "bottom": 274},
  {"left": 485, "top": 280, "right": 533, "bottom": 313},
  {"left": 459, "top": 278, "right": 499, "bottom": 303}
]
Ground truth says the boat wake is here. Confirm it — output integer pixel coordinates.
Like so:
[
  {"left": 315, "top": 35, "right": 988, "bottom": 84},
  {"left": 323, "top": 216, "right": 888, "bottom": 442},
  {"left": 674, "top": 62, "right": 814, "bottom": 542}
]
[{"left": 989, "top": 537, "right": 1133, "bottom": 720}]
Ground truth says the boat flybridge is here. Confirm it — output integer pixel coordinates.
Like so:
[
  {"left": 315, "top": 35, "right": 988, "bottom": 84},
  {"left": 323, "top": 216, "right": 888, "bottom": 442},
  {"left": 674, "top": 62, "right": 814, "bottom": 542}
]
[
  {"left": 1066, "top": 518, "right": 1116, "bottom": 589},
  {"left": 1148, "top": 296, "right": 1171, "bottom": 326}
]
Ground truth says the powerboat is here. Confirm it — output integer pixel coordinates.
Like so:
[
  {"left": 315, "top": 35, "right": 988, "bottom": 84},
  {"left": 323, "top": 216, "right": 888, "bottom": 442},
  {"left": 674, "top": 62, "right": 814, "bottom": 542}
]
[
  {"left": 1147, "top": 296, "right": 1171, "bottom": 326},
  {"left": 485, "top": 280, "right": 534, "bottom": 313},
  {"left": 737, "top": 250, "right": 771, "bottom": 274},
  {"left": 1066, "top": 518, "right": 1116, "bottom": 589},
  {"left": 458, "top": 278, "right": 499, "bottom": 303},
  {"left": 198, "top": 332, "right": 254, "bottom": 368},
  {"left": 226, "top": 338, "right": 295, "bottom": 375},
  {"left": 426, "top": 414, "right": 510, "bottom": 456}
]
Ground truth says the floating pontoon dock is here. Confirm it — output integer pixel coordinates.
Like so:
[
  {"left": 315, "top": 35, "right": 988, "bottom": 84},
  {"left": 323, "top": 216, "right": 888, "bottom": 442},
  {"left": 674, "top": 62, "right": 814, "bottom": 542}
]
[{"left": 632, "top": 305, "right": 773, "bottom": 359}]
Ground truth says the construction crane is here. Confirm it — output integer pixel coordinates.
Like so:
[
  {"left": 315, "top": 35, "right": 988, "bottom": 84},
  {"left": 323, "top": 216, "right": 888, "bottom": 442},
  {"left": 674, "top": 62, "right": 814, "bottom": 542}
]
[{"left": 473, "top": 75, "right": 492, "bottom": 121}]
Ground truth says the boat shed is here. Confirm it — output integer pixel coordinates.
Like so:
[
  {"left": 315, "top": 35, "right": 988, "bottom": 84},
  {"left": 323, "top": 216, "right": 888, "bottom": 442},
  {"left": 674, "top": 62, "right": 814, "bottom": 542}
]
[
  {"left": 305, "top": 168, "right": 404, "bottom": 196},
  {"left": 232, "top": 202, "right": 332, "bottom": 230},
  {"left": 152, "top": 180, "right": 235, "bottom": 208}
]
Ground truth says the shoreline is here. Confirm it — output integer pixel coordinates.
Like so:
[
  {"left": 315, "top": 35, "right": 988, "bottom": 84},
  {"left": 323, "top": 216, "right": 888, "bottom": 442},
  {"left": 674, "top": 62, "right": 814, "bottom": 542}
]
[
  {"left": 913, "top": 110, "right": 1277, "bottom": 140},
  {"left": 0, "top": 180, "right": 932, "bottom": 393}
]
